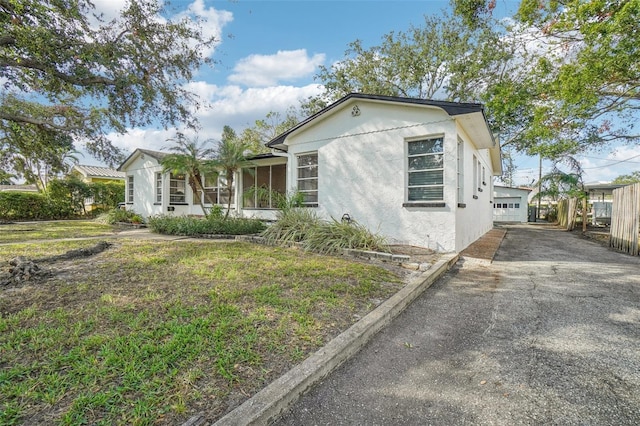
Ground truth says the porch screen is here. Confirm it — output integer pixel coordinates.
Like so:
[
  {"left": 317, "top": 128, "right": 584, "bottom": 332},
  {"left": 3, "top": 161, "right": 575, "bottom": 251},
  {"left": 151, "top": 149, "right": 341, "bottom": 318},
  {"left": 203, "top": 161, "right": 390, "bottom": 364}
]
[
  {"left": 407, "top": 137, "right": 444, "bottom": 201},
  {"left": 243, "top": 164, "right": 286, "bottom": 208}
]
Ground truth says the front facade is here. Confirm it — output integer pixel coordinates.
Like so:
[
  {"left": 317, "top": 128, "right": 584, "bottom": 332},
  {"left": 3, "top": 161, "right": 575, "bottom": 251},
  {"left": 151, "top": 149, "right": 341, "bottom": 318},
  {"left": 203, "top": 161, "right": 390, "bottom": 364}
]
[{"left": 120, "top": 94, "right": 501, "bottom": 252}]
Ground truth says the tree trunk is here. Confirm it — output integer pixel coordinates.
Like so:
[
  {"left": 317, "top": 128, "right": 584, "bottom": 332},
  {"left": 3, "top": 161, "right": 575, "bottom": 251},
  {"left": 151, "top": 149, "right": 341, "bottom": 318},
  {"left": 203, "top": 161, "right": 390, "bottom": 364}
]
[
  {"left": 225, "top": 172, "right": 233, "bottom": 219},
  {"left": 189, "top": 174, "right": 209, "bottom": 218}
]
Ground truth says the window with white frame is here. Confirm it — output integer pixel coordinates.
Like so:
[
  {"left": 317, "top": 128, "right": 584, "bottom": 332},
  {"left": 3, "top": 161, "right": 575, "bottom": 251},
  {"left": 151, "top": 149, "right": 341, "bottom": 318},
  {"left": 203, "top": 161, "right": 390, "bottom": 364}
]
[
  {"left": 169, "top": 173, "right": 186, "bottom": 204},
  {"left": 457, "top": 137, "right": 464, "bottom": 205},
  {"left": 200, "top": 173, "right": 235, "bottom": 205},
  {"left": 127, "top": 176, "right": 134, "bottom": 203},
  {"left": 155, "top": 173, "right": 162, "bottom": 203},
  {"left": 472, "top": 155, "right": 478, "bottom": 198},
  {"left": 407, "top": 137, "right": 444, "bottom": 202},
  {"left": 297, "top": 153, "right": 318, "bottom": 206}
]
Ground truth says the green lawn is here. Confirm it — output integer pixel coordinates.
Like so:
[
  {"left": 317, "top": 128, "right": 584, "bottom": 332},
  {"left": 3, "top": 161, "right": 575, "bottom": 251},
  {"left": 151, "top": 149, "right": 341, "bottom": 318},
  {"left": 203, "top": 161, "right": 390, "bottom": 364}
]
[
  {"left": 0, "top": 235, "right": 402, "bottom": 425},
  {"left": 0, "top": 220, "right": 116, "bottom": 244}
]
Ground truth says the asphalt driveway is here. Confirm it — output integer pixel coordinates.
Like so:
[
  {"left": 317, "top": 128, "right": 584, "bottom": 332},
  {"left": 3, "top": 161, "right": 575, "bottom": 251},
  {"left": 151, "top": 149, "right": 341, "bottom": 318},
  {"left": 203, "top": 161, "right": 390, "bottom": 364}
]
[{"left": 274, "top": 224, "right": 640, "bottom": 425}]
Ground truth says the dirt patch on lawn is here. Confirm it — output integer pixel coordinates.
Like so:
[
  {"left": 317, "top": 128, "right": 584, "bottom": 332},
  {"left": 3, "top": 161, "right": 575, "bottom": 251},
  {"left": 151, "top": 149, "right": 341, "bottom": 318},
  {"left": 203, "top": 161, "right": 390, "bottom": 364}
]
[{"left": 0, "top": 241, "right": 112, "bottom": 288}]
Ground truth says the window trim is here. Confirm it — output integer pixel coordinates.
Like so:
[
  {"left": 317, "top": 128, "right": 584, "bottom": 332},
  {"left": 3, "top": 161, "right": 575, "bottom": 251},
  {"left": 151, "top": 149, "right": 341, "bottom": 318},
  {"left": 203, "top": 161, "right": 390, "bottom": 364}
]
[
  {"left": 169, "top": 172, "right": 187, "bottom": 205},
  {"left": 406, "top": 136, "right": 445, "bottom": 204},
  {"left": 127, "top": 175, "right": 134, "bottom": 204},
  {"left": 297, "top": 152, "right": 318, "bottom": 207},
  {"left": 155, "top": 172, "right": 162, "bottom": 204},
  {"left": 457, "top": 137, "right": 464, "bottom": 205}
]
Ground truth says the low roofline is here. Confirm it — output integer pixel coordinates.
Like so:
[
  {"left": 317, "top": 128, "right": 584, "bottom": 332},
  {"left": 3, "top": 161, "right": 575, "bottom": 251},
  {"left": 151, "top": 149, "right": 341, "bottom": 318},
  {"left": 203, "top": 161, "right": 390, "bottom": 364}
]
[
  {"left": 266, "top": 93, "right": 490, "bottom": 150},
  {"left": 118, "top": 148, "right": 169, "bottom": 171}
]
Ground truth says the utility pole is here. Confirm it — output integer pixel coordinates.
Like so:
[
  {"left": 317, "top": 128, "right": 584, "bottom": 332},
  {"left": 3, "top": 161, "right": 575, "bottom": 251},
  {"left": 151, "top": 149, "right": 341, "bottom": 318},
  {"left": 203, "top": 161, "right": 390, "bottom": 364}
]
[{"left": 537, "top": 154, "right": 542, "bottom": 221}]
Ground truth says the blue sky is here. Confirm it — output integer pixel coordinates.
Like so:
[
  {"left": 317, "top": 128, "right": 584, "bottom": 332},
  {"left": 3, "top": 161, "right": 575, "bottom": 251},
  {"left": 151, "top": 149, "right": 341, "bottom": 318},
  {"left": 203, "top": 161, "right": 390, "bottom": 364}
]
[{"left": 89, "top": 0, "right": 639, "bottom": 184}]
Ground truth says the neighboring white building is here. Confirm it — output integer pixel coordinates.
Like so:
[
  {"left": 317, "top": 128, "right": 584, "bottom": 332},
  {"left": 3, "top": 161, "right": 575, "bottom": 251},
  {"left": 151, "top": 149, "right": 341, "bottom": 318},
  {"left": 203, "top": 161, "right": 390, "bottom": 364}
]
[
  {"left": 493, "top": 186, "right": 531, "bottom": 223},
  {"left": 585, "top": 181, "right": 626, "bottom": 225},
  {"left": 119, "top": 93, "right": 501, "bottom": 252}
]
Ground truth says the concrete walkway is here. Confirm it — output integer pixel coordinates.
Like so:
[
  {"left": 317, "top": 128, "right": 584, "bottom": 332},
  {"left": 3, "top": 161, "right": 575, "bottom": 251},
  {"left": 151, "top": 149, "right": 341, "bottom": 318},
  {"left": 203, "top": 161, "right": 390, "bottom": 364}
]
[{"left": 272, "top": 224, "right": 640, "bottom": 425}]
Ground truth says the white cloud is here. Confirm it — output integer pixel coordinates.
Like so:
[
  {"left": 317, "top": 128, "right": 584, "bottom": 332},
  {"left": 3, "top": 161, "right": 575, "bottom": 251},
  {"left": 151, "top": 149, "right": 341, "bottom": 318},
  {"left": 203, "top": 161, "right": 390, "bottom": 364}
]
[
  {"left": 90, "top": 0, "right": 128, "bottom": 23},
  {"left": 90, "top": 0, "right": 232, "bottom": 59},
  {"left": 176, "top": 0, "right": 233, "bottom": 58},
  {"left": 579, "top": 146, "right": 640, "bottom": 183},
  {"left": 104, "top": 82, "right": 323, "bottom": 164},
  {"left": 229, "top": 49, "right": 326, "bottom": 87}
]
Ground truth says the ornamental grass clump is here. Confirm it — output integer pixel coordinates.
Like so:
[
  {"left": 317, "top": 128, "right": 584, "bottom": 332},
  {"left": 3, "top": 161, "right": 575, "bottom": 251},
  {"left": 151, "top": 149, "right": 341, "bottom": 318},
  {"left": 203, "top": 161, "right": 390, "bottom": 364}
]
[
  {"left": 262, "top": 208, "right": 388, "bottom": 255},
  {"left": 261, "top": 208, "right": 322, "bottom": 245},
  {"left": 302, "top": 218, "right": 389, "bottom": 254}
]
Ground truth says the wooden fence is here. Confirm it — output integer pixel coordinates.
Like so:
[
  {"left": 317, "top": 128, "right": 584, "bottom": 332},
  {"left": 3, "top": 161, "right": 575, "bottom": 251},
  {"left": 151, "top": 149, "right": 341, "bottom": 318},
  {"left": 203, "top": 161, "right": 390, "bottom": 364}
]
[
  {"left": 557, "top": 198, "right": 578, "bottom": 231},
  {"left": 610, "top": 183, "right": 640, "bottom": 256}
]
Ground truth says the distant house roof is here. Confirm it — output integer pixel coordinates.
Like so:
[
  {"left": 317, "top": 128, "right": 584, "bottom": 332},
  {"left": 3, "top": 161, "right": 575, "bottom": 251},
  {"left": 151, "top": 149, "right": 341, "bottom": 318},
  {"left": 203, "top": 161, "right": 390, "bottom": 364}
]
[
  {"left": 584, "top": 181, "right": 627, "bottom": 191},
  {"left": 0, "top": 184, "right": 39, "bottom": 192},
  {"left": 72, "top": 164, "right": 126, "bottom": 180}
]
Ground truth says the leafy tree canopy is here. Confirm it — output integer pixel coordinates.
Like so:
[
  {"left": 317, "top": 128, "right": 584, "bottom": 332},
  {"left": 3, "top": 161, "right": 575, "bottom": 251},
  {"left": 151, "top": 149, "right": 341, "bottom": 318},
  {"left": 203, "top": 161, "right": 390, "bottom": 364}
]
[
  {"left": 612, "top": 171, "right": 640, "bottom": 184},
  {"left": 451, "top": 0, "right": 640, "bottom": 159},
  {"left": 239, "top": 109, "right": 301, "bottom": 154},
  {"left": 306, "top": 10, "right": 505, "bottom": 107},
  {"left": 1, "top": 0, "right": 217, "bottom": 166}
]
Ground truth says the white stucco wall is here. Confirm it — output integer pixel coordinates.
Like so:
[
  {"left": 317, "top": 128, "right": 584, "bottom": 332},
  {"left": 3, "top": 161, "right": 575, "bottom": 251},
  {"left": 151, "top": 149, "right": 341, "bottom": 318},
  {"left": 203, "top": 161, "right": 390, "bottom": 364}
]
[
  {"left": 282, "top": 99, "right": 495, "bottom": 252},
  {"left": 454, "top": 126, "right": 496, "bottom": 251},
  {"left": 122, "top": 153, "right": 208, "bottom": 219},
  {"left": 123, "top": 154, "right": 165, "bottom": 218}
]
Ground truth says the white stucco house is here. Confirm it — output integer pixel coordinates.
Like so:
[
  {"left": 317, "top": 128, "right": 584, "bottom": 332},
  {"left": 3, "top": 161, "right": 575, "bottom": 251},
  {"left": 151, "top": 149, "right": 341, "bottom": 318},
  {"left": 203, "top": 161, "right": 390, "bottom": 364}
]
[
  {"left": 493, "top": 186, "right": 531, "bottom": 223},
  {"left": 119, "top": 93, "right": 501, "bottom": 252}
]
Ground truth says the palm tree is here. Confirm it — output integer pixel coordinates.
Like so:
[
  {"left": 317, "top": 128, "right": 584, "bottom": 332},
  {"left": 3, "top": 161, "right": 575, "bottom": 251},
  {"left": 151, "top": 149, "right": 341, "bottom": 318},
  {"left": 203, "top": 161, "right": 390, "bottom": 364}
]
[
  {"left": 211, "top": 126, "right": 252, "bottom": 219},
  {"left": 161, "top": 133, "right": 217, "bottom": 218},
  {"left": 535, "top": 155, "right": 585, "bottom": 202}
]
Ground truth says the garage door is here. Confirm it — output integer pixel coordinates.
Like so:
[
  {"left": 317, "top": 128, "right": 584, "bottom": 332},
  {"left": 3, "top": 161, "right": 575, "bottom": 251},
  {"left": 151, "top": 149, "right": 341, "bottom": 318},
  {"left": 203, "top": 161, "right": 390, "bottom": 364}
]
[{"left": 494, "top": 197, "right": 522, "bottom": 222}]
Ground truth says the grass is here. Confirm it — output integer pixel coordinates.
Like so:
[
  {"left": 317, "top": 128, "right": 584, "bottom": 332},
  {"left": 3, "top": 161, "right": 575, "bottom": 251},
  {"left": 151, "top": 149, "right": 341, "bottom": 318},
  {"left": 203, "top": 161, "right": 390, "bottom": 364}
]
[
  {"left": 0, "top": 220, "right": 116, "bottom": 244},
  {"left": 0, "top": 232, "right": 402, "bottom": 425}
]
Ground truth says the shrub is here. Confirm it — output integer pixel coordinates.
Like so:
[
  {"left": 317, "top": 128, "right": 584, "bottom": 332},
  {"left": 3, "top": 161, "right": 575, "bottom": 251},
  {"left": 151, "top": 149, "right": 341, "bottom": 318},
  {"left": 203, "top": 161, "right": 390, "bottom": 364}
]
[
  {"left": 96, "top": 208, "right": 145, "bottom": 225},
  {"left": 90, "top": 181, "right": 125, "bottom": 210},
  {"left": 0, "top": 191, "right": 51, "bottom": 221},
  {"left": 302, "top": 218, "right": 389, "bottom": 254},
  {"left": 261, "top": 208, "right": 322, "bottom": 245},
  {"left": 147, "top": 215, "right": 265, "bottom": 236},
  {"left": 47, "top": 177, "right": 91, "bottom": 218}
]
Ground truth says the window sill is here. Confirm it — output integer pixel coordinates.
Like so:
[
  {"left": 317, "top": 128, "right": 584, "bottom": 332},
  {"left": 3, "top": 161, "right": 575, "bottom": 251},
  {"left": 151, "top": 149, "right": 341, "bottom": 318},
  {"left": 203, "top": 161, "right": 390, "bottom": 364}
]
[
  {"left": 126, "top": 202, "right": 133, "bottom": 205},
  {"left": 153, "top": 203, "right": 161, "bottom": 206},
  {"left": 169, "top": 203, "right": 188, "bottom": 206},
  {"left": 302, "top": 204, "right": 319, "bottom": 208},
  {"left": 473, "top": 195, "right": 479, "bottom": 200},
  {"left": 458, "top": 203, "right": 467, "bottom": 208},
  {"left": 403, "top": 202, "right": 446, "bottom": 208}
]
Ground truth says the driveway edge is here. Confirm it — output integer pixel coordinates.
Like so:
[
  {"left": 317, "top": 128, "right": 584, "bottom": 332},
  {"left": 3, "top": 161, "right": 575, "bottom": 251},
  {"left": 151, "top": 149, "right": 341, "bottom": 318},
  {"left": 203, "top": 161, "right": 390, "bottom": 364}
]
[{"left": 213, "top": 253, "right": 459, "bottom": 426}]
